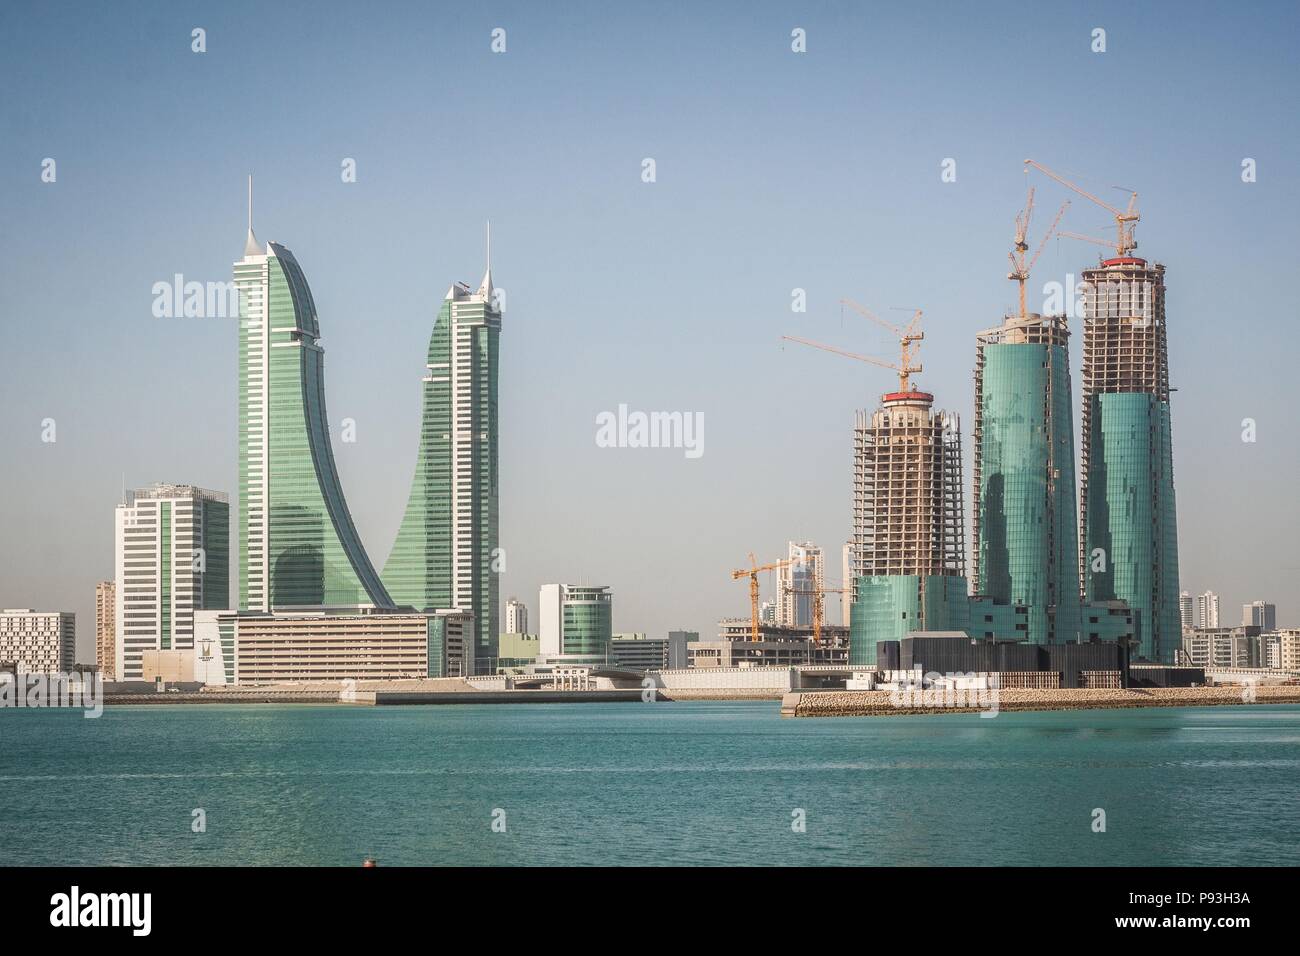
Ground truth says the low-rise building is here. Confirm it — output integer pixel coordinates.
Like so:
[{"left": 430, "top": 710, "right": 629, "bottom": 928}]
[
  {"left": 192, "top": 608, "right": 473, "bottom": 684},
  {"left": 1182, "top": 626, "right": 1261, "bottom": 669},
  {"left": 0, "top": 609, "right": 76, "bottom": 673},
  {"left": 610, "top": 631, "right": 694, "bottom": 670}
]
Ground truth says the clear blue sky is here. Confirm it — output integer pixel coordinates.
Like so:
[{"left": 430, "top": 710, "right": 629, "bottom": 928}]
[{"left": 2, "top": 0, "right": 1298, "bottom": 659}]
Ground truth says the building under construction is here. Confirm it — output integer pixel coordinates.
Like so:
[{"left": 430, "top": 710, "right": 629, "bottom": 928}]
[
  {"left": 847, "top": 387, "right": 970, "bottom": 665},
  {"left": 972, "top": 311, "right": 1081, "bottom": 644},
  {"left": 1079, "top": 256, "right": 1181, "bottom": 662}
]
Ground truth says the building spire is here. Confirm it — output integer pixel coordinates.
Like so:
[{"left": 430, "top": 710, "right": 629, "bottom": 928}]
[
  {"left": 244, "top": 173, "right": 262, "bottom": 257},
  {"left": 477, "top": 220, "right": 494, "bottom": 302}
]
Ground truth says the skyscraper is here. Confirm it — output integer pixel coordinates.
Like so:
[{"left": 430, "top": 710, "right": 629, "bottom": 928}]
[
  {"left": 778, "top": 541, "right": 823, "bottom": 628},
  {"left": 973, "top": 311, "right": 1080, "bottom": 645},
  {"left": 234, "top": 191, "right": 391, "bottom": 611},
  {"left": 1079, "top": 256, "right": 1181, "bottom": 662},
  {"left": 849, "top": 388, "right": 966, "bottom": 664},
  {"left": 505, "top": 597, "right": 528, "bottom": 635},
  {"left": 384, "top": 234, "right": 501, "bottom": 669},
  {"left": 1179, "top": 590, "right": 1194, "bottom": 632},
  {"left": 114, "top": 484, "right": 229, "bottom": 679},
  {"left": 95, "top": 581, "right": 115, "bottom": 680},
  {"left": 1196, "top": 590, "right": 1220, "bottom": 630},
  {"left": 1242, "top": 601, "right": 1276, "bottom": 631}
]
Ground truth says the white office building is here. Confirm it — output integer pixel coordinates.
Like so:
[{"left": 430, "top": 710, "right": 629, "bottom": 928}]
[
  {"left": 114, "top": 484, "right": 230, "bottom": 680},
  {"left": 1196, "top": 591, "right": 1220, "bottom": 630},
  {"left": 505, "top": 597, "right": 528, "bottom": 636},
  {"left": 0, "top": 610, "right": 76, "bottom": 673}
]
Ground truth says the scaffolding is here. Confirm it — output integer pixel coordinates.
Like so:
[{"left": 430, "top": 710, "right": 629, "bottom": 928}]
[{"left": 854, "top": 392, "right": 965, "bottom": 583}]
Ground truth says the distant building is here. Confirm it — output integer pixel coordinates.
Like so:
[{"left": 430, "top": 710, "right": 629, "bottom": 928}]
[
  {"left": 610, "top": 631, "right": 693, "bottom": 671},
  {"left": 141, "top": 649, "right": 195, "bottom": 684},
  {"left": 505, "top": 598, "right": 528, "bottom": 636},
  {"left": 95, "top": 581, "right": 116, "bottom": 680},
  {"left": 1182, "top": 626, "right": 1260, "bottom": 669},
  {"left": 1261, "top": 632, "right": 1281, "bottom": 670},
  {"left": 1196, "top": 591, "right": 1220, "bottom": 630},
  {"left": 778, "top": 542, "right": 823, "bottom": 628},
  {"left": 1277, "top": 630, "right": 1300, "bottom": 671},
  {"left": 759, "top": 601, "right": 776, "bottom": 624},
  {"left": 0, "top": 609, "right": 76, "bottom": 673},
  {"left": 841, "top": 541, "right": 853, "bottom": 627},
  {"left": 114, "top": 484, "right": 230, "bottom": 680},
  {"left": 1179, "top": 591, "right": 1194, "bottom": 632},
  {"left": 192, "top": 608, "right": 473, "bottom": 684},
  {"left": 496, "top": 632, "right": 539, "bottom": 670},
  {"left": 539, "top": 585, "right": 612, "bottom": 664},
  {"left": 695, "top": 619, "right": 848, "bottom": 667},
  {"left": 1242, "top": 601, "right": 1276, "bottom": 632}
]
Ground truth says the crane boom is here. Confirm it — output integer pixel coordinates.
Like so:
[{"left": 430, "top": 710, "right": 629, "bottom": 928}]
[{"left": 1024, "top": 159, "right": 1139, "bottom": 256}]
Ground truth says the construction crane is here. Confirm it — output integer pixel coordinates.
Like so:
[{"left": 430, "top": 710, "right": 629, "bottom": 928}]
[
  {"left": 730, "top": 553, "right": 806, "bottom": 643},
  {"left": 1024, "top": 159, "right": 1139, "bottom": 257},
  {"left": 783, "top": 302, "right": 924, "bottom": 392},
  {"left": 1056, "top": 229, "right": 1120, "bottom": 250},
  {"left": 1007, "top": 185, "right": 1069, "bottom": 319},
  {"left": 782, "top": 582, "right": 850, "bottom": 646}
]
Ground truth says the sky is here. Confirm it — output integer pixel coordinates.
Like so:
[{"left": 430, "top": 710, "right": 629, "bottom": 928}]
[{"left": 2, "top": 0, "right": 1298, "bottom": 661}]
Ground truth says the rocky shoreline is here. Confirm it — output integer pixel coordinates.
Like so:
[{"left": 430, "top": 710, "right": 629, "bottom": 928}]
[{"left": 781, "top": 684, "right": 1300, "bottom": 717}]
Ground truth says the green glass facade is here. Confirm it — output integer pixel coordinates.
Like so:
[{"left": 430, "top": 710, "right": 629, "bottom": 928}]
[
  {"left": 562, "top": 595, "right": 612, "bottom": 659},
  {"left": 384, "top": 281, "right": 500, "bottom": 670},
  {"left": 1083, "top": 392, "right": 1181, "bottom": 661},
  {"left": 236, "top": 241, "right": 392, "bottom": 610},
  {"left": 975, "top": 339, "right": 1081, "bottom": 644}
]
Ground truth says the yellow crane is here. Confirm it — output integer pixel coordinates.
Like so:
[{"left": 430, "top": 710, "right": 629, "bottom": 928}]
[
  {"left": 782, "top": 582, "right": 850, "bottom": 646},
  {"left": 730, "top": 553, "right": 805, "bottom": 643},
  {"left": 1024, "top": 159, "right": 1139, "bottom": 257},
  {"left": 1007, "top": 185, "right": 1069, "bottom": 319},
  {"left": 782, "top": 301, "right": 924, "bottom": 392}
]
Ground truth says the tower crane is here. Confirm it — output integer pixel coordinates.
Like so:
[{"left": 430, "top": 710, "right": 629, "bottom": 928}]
[
  {"left": 730, "top": 553, "right": 806, "bottom": 643},
  {"left": 1024, "top": 159, "right": 1139, "bottom": 257},
  {"left": 782, "top": 582, "right": 850, "bottom": 646},
  {"left": 1007, "top": 185, "right": 1069, "bottom": 319},
  {"left": 782, "top": 302, "right": 924, "bottom": 392}
]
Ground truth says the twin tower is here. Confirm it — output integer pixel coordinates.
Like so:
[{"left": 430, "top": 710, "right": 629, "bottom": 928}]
[{"left": 232, "top": 217, "right": 501, "bottom": 667}]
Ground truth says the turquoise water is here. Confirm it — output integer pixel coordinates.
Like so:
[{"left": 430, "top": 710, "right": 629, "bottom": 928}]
[{"left": 1, "top": 701, "right": 1297, "bottom": 866}]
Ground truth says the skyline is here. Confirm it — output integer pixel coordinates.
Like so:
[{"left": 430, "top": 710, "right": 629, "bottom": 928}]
[{"left": 4, "top": 2, "right": 1300, "bottom": 659}]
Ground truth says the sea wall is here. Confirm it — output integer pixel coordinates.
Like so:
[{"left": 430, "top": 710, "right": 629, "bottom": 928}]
[{"left": 781, "top": 685, "right": 1300, "bottom": 717}]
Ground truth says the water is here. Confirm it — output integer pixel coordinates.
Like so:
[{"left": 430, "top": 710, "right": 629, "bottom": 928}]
[{"left": 2, "top": 701, "right": 1297, "bottom": 866}]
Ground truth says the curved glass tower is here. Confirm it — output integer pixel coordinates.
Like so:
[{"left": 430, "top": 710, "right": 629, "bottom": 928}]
[
  {"left": 234, "top": 224, "right": 392, "bottom": 610},
  {"left": 383, "top": 253, "right": 500, "bottom": 671}
]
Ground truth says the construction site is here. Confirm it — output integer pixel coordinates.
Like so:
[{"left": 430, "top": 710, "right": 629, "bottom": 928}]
[{"left": 726, "top": 158, "right": 1184, "bottom": 674}]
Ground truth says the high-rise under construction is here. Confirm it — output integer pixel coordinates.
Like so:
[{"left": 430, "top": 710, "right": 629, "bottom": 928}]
[
  {"left": 972, "top": 311, "right": 1082, "bottom": 645},
  {"left": 848, "top": 387, "right": 966, "bottom": 664},
  {"left": 1079, "top": 255, "right": 1180, "bottom": 662}
]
